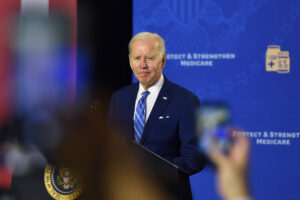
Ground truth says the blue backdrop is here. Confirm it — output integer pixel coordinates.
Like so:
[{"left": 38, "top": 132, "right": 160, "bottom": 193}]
[{"left": 133, "top": 0, "right": 300, "bottom": 199}]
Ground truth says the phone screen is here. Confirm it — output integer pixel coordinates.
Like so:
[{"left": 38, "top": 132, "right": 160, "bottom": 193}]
[{"left": 196, "top": 102, "right": 232, "bottom": 154}]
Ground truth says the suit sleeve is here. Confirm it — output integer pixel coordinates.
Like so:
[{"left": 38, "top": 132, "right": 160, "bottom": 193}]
[{"left": 169, "top": 95, "right": 204, "bottom": 175}]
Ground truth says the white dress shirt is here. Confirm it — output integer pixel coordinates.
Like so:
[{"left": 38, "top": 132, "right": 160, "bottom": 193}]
[{"left": 134, "top": 74, "right": 164, "bottom": 123}]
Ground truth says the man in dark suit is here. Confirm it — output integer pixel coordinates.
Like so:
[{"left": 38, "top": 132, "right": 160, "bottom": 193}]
[{"left": 108, "top": 32, "right": 203, "bottom": 176}]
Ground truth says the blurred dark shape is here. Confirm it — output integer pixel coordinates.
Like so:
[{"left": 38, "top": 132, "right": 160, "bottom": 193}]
[{"left": 51, "top": 101, "right": 170, "bottom": 200}]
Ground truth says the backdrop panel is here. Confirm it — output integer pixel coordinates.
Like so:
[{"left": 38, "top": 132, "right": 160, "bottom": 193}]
[{"left": 133, "top": 0, "right": 300, "bottom": 199}]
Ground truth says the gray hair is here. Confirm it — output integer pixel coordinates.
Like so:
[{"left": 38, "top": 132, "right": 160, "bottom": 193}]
[{"left": 128, "top": 32, "right": 166, "bottom": 58}]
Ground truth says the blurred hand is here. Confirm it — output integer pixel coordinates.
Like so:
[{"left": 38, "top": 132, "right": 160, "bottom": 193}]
[{"left": 208, "top": 135, "right": 250, "bottom": 200}]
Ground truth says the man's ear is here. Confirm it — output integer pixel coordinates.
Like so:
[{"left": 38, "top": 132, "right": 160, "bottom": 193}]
[{"left": 162, "top": 54, "right": 167, "bottom": 66}]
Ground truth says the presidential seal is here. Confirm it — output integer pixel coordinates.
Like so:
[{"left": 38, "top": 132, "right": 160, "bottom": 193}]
[{"left": 44, "top": 165, "right": 82, "bottom": 200}]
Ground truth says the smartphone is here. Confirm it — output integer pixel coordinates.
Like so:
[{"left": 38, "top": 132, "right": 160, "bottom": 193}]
[{"left": 196, "top": 102, "right": 232, "bottom": 155}]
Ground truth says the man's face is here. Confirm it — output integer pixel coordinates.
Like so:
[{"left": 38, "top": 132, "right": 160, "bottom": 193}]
[{"left": 129, "top": 39, "right": 166, "bottom": 90}]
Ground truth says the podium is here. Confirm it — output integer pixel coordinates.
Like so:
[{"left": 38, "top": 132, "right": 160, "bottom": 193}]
[
  {"left": 9, "top": 141, "right": 193, "bottom": 200},
  {"left": 132, "top": 142, "right": 193, "bottom": 200}
]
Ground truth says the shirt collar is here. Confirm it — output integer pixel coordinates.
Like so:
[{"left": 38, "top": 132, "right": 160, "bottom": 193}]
[{"left": 138, "top": 74, "right": 164, "bottom": 95}]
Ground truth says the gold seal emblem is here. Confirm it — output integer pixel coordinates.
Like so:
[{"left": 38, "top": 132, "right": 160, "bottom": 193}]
[{"left": 44, "top": 165, "right": 82, "bottom": 200}]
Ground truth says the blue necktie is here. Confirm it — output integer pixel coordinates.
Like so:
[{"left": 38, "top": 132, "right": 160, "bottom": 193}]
[{"left": 134, "top": 90, "right": 150, "bottom": 142}]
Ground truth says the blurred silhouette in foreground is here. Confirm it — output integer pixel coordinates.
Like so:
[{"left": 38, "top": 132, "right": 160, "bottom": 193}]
[
  {"left": 5, "top": 99, "right": 170, "bottom": 200},
  {"left": 52, "top": 101, "right": 170, "bottom": 200},
  {"left": 1, "top": 11, "right": 169, "bottom": 199}
]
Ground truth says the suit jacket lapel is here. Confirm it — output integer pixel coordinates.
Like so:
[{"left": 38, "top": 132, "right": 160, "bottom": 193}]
[{"left": 140, "top": 78, "right": 172, "bottom": 144}]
